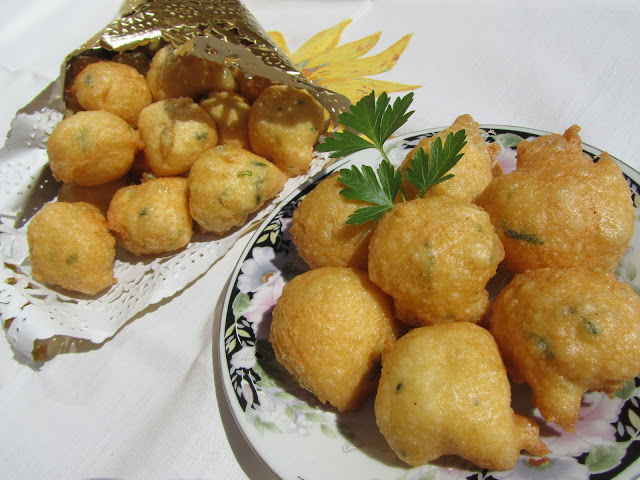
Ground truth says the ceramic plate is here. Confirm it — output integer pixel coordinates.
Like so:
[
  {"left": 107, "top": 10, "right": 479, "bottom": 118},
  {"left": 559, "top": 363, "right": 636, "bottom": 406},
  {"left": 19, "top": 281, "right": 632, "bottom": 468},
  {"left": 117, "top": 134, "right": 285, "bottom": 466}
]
[{"left": 218, "top": 126, "right": 640, "bottom": 480}]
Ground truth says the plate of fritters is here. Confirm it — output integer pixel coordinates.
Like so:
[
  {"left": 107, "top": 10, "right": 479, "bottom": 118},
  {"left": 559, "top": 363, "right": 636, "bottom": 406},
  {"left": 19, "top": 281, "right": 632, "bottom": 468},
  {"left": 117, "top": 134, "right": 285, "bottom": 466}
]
[{"left": 217, "top": 120, "right": 640, "bottom": 480}]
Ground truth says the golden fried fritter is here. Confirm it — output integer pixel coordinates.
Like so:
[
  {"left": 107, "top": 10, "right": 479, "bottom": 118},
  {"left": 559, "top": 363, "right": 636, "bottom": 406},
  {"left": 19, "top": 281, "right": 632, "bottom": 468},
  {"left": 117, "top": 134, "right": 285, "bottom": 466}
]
[
  {"left": 248, "top": 85, "right": 325, "bottom": 177},
  {"left": 290, "top": 172, "right": 376, "bottom": 271},
  {"left": 375, "top": 323, "right": 548, "bottom": 470},
  {"left": 107, "top": 177, "right": 193, "bottom": 255},
  {"left": 399, "top": 114, "right": 496, "bottom": 202},
  {"left": 270, "top": 267, "right": 404, "bottom": 411},
  {"left": 27, "top": 202, "right": 116, "bottom": 295},
  {"left": 137, "top": 97, "right": 219, "bottom": 177},
  {"left": 199, "top": 91, "right": 251, "bottom": 149},
  {"left": 489, "top": 267, "right": 640, "bottom": 432},
  {"left": 188, "top": 145, "right": 286, "bottom": 235},
  {"left": 146, "top": 45, "right": 236, "bottom": 101},
  {"left": 368, "top": 195, "right": 504, "bottom": 326},
  {"left": 70, "top": 60, "right": 152, "bottom": 126},
  {"left": 476, "top": 125, "right": 634, "bottom": 273},
  {"left": 47, "top": 110, "right": 143, "bottom": 186}
]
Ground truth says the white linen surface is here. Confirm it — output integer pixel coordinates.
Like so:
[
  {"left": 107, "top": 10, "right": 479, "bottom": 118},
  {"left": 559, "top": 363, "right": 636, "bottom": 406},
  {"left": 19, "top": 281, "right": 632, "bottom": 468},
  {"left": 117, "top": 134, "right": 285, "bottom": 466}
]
[{"left": 0, "top": 1, "right": 638, "bottom": 479}]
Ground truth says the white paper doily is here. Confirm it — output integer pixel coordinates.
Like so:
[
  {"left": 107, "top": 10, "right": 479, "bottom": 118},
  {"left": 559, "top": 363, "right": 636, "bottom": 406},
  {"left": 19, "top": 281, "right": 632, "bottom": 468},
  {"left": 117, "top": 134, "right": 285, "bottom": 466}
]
[{"left": 0, "top": 76, "right": 333, "bottom": 363}]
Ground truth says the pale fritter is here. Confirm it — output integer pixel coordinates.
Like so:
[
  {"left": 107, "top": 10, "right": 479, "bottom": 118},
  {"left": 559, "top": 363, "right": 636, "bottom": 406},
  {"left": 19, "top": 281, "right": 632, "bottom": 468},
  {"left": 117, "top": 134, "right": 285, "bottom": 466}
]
[
  {"left": 290, "top": 172, "right": 376, "bottom": 271},
  {"left": 47, "top": 110, "right": 143, "bottom": 186},
  {"left": 476, "top": 125, "right": 634, "bottom": 273},
  {"left": 188, "top": 145, "right": 286, "bottom": 235},
  {"left": 489, "top": 267, "right": 640, "bottom": 432},
  {"left": 199, "top": 91, "right": 251, "bottom": 149},
  {"left": 70, "top": 60, "right": 152, "bottom": 126},
  {"left": 137, "top": 97, "right": 219, "bottom": 177},
  {"left": 248, "top": 85, "right": 325, "bottom": 177},
  {"left": 270, "top": 267, "right": 404, "bottom": 411},
  {"left": 375, "top": 323, "right": 548, "bottom": 470},
  {"left": 146, "top": 45, "right": 236, "bottom": 101},
  {"left": 368, "top": 195, "right": 504, "bottom": 326},
  {"left": 107, "top": 177, "right": 193, "bottom": 256},
  {"left": 27, "top": 202, "right": 116, "bottom": 295}
]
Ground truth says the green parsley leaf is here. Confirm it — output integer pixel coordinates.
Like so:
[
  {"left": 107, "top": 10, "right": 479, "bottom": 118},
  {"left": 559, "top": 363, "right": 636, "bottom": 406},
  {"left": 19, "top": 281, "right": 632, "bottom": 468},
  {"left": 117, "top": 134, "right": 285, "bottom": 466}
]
[
  {"left": 316, "top": 91, "right": 415, "bottom": 163},
  {"left": 338, "top": 160, "right": 403, "bottom": 225},
  {"left": 404, "top": 129, "right": 468, "bottom": 197},
  {"left": 316, "top": 90, "right": 467, "bottom": 226}
]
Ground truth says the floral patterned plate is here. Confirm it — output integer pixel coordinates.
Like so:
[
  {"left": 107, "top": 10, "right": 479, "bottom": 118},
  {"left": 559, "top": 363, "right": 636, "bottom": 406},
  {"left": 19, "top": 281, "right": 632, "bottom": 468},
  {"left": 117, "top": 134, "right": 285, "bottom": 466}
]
[{"left": 217, "top": 126, "right": 640, "bottom": 480}]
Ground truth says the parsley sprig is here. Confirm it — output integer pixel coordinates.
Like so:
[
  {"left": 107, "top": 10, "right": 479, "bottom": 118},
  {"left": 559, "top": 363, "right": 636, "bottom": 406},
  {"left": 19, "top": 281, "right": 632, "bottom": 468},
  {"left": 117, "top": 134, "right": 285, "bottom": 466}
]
[
  {"left": 316, "top": 91, "right": 415, "bottom": 165},
  {"left": 317, "top": 91, "right": 467, "bottom": 225}
]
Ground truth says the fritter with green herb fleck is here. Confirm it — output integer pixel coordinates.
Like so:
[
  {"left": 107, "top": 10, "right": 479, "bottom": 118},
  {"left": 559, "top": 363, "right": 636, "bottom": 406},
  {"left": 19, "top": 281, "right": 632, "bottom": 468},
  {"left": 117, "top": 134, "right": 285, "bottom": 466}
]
[
  {"left": 137, "top": 97, "right": 219, "bottom": 177},
  {"left": 27, "top": 202, "right": 116, "bottom": 295},
  {"left": 106, "top": 177, "right": 193, "bottom": 256},
  {"left": 70, "top": 60, "right": 152, "bottom": 126},
  {"left": 476, "top": 125, "right": 634, "bottom": 273},
  {"left": 489, "top": 267, "right": 640, "bottom": 432},
  {"left": 375, "top": 323, "right": 547, "bottom": 470},
  {"left": 188, "top": 145, "right": 286, "bottom": 235},
  {"left": 368, "top": 195, "right": 504, "bottom": 327},
  {"left": 248, "top": 85, "right": 325, "bottom": 177},
  {"left": 47, "top": 110, "right": 143, "bottom": 186}
]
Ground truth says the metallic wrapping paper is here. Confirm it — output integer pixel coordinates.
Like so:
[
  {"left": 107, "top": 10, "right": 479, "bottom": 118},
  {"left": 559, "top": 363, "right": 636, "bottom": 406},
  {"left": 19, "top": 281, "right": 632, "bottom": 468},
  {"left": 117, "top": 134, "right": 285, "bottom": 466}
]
[{"left": 64, "top": 0, "right": 351, "bottom": 123}]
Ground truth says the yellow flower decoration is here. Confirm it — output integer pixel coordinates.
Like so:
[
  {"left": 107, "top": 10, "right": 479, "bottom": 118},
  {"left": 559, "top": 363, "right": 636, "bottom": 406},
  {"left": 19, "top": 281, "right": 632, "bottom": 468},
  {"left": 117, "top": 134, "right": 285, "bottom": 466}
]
[{"left": 269, "top": 19, "right": 421, "bottom": 104}]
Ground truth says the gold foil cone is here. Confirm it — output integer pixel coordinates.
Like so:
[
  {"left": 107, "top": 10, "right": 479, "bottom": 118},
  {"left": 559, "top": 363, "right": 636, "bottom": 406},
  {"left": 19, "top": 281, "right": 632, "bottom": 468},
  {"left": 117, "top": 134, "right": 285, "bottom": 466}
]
[{"left": 63, "top": 0, "right": 350, "bottom": 123}]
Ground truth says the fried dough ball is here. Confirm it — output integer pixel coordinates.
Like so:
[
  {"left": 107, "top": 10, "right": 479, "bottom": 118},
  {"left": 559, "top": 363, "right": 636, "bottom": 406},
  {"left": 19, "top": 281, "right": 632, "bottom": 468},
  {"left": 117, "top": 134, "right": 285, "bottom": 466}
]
[
  {"left": 57, "top": 177, "right": 129, "bottom": 215},
  {"left": 188, "top": 145, "right": 286, "bottom": 235},
  {"left": 199, "top": 91, "right": 251, "bottom": 149},
  {"left": 489, "top": 267, "right": 640, "bottom": 432},
  {"left": 375, "top": 323, "right": 548, "bottom": 470},
  {"left": 27, "top": 202, "right": 116, "bottom": 295},
  {"left": 70, "top": 60, "right": 152, "bottom": 126},
  {"left": 290, "top": 172, "right": 376, "bottom": 270},
  {"left": 238, "top": 75, "right": 274, "bottom": 103},
  {"left": 270, "top": 267, "right": 404, "bottom": 411},
  {"left": 137, "top": 97, "right": 219, "bottom": 177},
  {"left": 476, "top": 125, "right": 634, "bottom": 273},
  {"left": 47, "top": 110, "right": 143, "bottom": 186},
  {"left": 64, "top": 55, "right": 104, "bottom": 111},
  {"left": 368, "top": 196, "right": 504, "bottom": 326},
  {"left": 399, "top": 114, "right": 496, "bottom": 202},
  {"left": 146, "top": 45, "right": 236, "bottom": 101},
  {"left": 107, "top": 177, "right": 193, "bottom": 256},
  {"left": 248, "top": 85, "right": 325, "bottom": 177}
]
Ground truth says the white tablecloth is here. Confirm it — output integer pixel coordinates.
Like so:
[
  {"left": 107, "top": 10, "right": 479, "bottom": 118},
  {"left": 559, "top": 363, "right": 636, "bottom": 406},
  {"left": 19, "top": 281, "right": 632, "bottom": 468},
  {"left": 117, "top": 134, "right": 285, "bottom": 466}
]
[{"left": 1, "top": 1, "right": 639, "bottom": 479}]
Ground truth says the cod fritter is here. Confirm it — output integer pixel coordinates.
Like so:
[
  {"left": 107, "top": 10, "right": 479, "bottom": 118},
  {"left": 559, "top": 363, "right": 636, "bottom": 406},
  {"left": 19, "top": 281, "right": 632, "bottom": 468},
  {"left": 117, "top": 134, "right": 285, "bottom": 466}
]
[
  {"left": 27, "top": 202, "right": 116, "bottom": 295},
  {"left": 476, "top": 125, "right": 634, "bottom": 273},
  {"left": 290, "top": 172, "right": 376, "bottom": 271},
  {"left": 368, "top": 195, "right": 504, "bottom": 326},
  {"left": 490, "top": 267, "right": 640, "bottom": 431},
  {"left": 270, "top": 266, "right": 404, "bottom": 411},
  {"left": 375, "top": 323, "right": 548, "bottom": 470}
]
